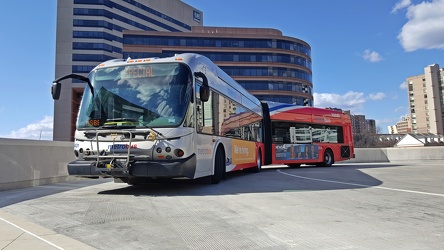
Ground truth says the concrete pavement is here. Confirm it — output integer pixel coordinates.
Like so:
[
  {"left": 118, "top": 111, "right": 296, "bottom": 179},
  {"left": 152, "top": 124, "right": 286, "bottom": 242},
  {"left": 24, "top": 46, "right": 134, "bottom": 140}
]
[
  {"left": 1, "top": 162, "right": 444, "bottom": 249},
  {"left": 0, "top": 209, "right": 95, "bottom": 250}
]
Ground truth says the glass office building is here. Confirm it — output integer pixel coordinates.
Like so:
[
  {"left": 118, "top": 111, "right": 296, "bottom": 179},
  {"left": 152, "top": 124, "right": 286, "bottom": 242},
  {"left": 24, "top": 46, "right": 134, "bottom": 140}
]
[
  {"left": 123, "top": 27, "right": 313, "bottom": 106},
  {"left": 54, "top": 0, "right": 202, "bottom": 141}
]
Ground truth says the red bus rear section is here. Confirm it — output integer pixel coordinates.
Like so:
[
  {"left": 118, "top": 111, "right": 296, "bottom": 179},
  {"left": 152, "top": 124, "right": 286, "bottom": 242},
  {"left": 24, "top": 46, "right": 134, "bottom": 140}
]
[{"left": 263, "top": 102, "right": 354, "bottom": 167}]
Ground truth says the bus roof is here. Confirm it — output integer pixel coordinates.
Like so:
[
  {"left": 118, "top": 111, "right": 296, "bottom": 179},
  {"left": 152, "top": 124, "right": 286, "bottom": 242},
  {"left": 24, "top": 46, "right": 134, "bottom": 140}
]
[
  {"left": 266, "top": 102, "right": 350, "bottom": 125},
  {"left": 93, "top": 53, "right": 262, "bottom": 112}
]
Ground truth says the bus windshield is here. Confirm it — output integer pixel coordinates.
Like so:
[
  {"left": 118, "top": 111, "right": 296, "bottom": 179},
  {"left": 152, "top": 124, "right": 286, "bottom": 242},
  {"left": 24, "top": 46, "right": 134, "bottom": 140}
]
[{"left": 77, "top": 62, "right": 192, "bottom": 129}]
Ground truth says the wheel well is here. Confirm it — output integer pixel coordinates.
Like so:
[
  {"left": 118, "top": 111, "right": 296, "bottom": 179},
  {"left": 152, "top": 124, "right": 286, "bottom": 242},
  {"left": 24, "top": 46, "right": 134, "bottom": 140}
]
[
  {"left": 215, "top": 143, "right": 226, "bottom": 169},
  {"left": 217, "top": 144, "right": 225, "bottom": 159},
  {"left": 325, "top": 148, "right": 334, "bottom": 163},
  {"left": 216, "top": 143, "right": 226, "bottom": 178},
  {"left": 257, "top": 148, "right": 262, "bottom": 166}
]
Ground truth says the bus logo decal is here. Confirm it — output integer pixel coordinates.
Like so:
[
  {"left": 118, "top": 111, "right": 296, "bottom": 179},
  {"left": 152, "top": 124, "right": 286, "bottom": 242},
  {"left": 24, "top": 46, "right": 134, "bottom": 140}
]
[
  {"left": 108, "top": 144, "right": 138, "bottom": 150},
  {"left": 197, "top": 148, "right": 212, "bottom": 155}
]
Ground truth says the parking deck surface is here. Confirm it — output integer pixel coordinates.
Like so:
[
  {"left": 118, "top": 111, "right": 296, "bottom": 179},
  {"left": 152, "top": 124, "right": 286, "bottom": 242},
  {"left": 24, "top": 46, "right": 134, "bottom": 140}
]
[{"left": 1, "top": 162, "right": 443, "bottom": 249}]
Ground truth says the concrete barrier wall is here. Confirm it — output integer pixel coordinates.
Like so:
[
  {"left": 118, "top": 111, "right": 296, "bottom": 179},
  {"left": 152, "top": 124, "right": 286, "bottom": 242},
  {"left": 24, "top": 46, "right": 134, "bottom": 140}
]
[
  {"left": 344, "top": 146, "right": 444, "bottom": 163},
  {"left": 386, "top": 147, "right": 444, "bottom": 161},
  {"left": 344, "top": 148, "right": 389, "bottom": 163},
  {"left": 1, "top": 138, "right": 443, "bottom": 190},
  {"left": 0, "top": 138, "right": 75, "bottom": 190}
]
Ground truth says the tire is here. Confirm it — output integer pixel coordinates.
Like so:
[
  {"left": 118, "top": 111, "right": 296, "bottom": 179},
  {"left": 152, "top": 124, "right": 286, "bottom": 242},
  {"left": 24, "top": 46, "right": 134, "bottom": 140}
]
[
  {"left": 253, "top": 150, "right": 262, "bottom": 173},
  {"left": 210, "top": 147, "right": 225, "bottom": 184},
  {"left": 317, "top": 149, "right": 334, "bottom": 167}
]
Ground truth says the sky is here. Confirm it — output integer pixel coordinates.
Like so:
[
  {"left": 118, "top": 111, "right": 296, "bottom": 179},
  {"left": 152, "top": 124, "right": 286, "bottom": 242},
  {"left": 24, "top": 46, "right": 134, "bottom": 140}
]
[{"left": 1, "top": 0, "right": 444, "bottom": 140}]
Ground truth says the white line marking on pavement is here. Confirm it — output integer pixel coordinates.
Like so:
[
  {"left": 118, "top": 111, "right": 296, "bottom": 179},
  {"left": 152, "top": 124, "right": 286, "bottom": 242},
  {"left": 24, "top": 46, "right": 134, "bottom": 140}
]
[
  {"left": 277, "top": 170, "right": 444, "bottom": 197},
  {"left": 0, "top": 217, "right": 64, "bottom": 250}
]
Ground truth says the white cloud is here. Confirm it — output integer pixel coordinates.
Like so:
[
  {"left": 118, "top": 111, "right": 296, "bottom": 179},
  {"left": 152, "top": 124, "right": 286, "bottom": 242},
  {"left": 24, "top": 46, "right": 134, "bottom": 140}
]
[
  {"left": 314, "top": 91, "right": 366, "bottom": 112},
  {"left": 0, "top": 116, "right": 53, "bottom": 141},
  {"left": 391, "top": 0, "right": 411, "bottom": 13},
  {"left": 368, "top": 92, "right": 386, "bottom": 100},
  {"left": 399, "top": 81, "right": 407, "bottom": 89},
  {"left": 314, "top": 91, "right": 387, "bottom": 112},
  {"left": 398, "top": 0, "right": 444, "bottom": 51},
  {"left": 362, "top": 49, "right": 383, "bottom": 62}
]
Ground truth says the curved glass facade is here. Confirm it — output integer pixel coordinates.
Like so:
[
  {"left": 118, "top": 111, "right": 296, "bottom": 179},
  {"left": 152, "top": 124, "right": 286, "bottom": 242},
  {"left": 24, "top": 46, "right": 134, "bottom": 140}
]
[
  {"left": 124, "top": 35, "right": 310, "bottom": 56},
  {"left": 124, "top": 51, "right": 311, "bottom": 70},
  {"left": 255, "top": 95, "right": 313, "bottom": 106},
  {"left": 220, "top": 66, "right": 311, "bottom": 82},
  {"left": 238, "top": 81, "right": 311, "bottom": 95},
  {"left": 123, "top": 29, "right": 313, "bottom": 106}
]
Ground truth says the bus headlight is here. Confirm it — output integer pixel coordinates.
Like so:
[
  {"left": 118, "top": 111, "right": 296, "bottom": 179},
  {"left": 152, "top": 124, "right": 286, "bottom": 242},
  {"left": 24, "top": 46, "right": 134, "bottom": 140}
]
[{"left": 175, "top": 149, "right": 184, "bottom": 157}]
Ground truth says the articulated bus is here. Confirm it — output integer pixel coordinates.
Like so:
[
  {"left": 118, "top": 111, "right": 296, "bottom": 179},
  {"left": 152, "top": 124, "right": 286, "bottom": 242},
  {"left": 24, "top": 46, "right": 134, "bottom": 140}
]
[
  {"left": 262, "top": 102, "right": 354, "bottom": 167},
  {"left": 52, "top": 53, "right": 264, "bottom": 185}
]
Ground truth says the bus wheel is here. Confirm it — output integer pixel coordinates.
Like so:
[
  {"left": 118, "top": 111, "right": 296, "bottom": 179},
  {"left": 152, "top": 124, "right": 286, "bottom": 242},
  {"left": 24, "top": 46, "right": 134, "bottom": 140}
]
[
  {"left": 210, "top": 147, "right": 225, "bottom": 184},
  {"left": 253, "top": 150, "right": 262, "bottom": 173},
  {"left": 318, "top": 149, "right": 334, "bottom": 167}
]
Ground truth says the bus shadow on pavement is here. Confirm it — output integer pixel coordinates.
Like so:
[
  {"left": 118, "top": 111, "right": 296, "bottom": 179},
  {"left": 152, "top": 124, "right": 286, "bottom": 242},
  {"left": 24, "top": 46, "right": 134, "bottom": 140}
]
[{"left": 97, "top": 163, "right": 401, "bottom": 197}]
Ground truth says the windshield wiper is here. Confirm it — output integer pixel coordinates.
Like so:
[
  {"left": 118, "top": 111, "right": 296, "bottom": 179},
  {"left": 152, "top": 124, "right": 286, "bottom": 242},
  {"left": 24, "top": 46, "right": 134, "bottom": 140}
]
[
  {"left": 100, "top": 124, "right": 136, "bottom": 129},
  {"left": 106, "top": 118, "right": 138, "bottom": 122},
  {"left": 100, "top": 118, "right": 138, "bottom": 129},
  {"left": 143, "top": 126, "right": 163, "bottom": 136}
]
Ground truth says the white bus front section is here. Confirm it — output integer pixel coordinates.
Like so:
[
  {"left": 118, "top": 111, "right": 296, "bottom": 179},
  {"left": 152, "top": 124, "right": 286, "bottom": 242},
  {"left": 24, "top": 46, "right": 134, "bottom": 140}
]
[{"left": 68, "top": 127, "right": 204, "bottom": 180}]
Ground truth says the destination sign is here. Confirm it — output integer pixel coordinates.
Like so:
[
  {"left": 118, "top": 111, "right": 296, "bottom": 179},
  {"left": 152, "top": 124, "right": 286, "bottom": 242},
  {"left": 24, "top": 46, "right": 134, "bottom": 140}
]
[{"left": 125, "top": 66, "right": 155, "bottom": 79}]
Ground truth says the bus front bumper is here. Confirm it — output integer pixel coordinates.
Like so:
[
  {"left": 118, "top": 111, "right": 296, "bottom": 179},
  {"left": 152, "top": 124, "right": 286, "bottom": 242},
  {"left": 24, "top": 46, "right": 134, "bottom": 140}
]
[{"left": 67, "top": 154, "right": 196, "bottom": 179}]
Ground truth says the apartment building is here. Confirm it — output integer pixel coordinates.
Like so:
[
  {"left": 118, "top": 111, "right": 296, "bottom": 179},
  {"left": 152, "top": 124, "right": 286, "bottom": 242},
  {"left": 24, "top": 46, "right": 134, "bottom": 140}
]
[
  {"left": 407, "top": 64, "right": 444, "bottom": 135},
  {"left": 350, "top": 114, "right": 376, "bottom": 134}
]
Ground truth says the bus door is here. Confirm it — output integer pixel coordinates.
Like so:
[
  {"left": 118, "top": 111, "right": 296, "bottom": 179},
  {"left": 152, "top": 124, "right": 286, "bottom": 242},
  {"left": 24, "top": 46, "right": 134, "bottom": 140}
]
[{"left": 195, "top": 84, "right": 216, "bottom": 177}]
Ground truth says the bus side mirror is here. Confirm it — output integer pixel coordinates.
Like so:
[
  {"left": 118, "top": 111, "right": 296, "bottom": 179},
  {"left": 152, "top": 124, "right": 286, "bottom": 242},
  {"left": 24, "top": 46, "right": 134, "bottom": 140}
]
[
  {"left": 51, "top": 73, "right": 93, "bottom": 100},
  {"left": 51, "top": 82, "right": 61, "bottom": 100},
  {"left": 200, "top": 85, "right": 209, "bottom": 102},
  {"left": 194, "top": 72, "right": 209, "bottom": 102}
]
